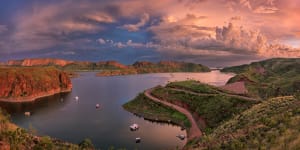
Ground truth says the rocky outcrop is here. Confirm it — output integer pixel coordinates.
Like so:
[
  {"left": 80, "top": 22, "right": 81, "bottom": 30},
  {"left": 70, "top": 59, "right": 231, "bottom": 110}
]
[
  {"left": 97, "top": 61, "right": 128, "bottom": 69},
  {"left": 7, "top": 58, "right": 74, "bottom": 67},
  {"left": 0, "top": 67, "right": 72, "bottom": 102}
]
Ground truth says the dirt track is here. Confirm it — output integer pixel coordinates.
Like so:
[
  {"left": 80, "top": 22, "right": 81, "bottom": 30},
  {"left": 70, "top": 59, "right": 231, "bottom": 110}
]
[{"left": 144, "top": 88, "right": 202, "bottom": 140}]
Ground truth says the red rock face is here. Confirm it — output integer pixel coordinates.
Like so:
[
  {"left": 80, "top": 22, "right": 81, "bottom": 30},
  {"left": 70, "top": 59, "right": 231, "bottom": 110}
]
[
  {"left": 7, "top": 58, "right": 74, "bottom": 67},
  {"left": 97, "top": 61, "right": 128, "bottom": 69},
  {"left": 0, "top": 67, "right": 72, "bottom": 102}
]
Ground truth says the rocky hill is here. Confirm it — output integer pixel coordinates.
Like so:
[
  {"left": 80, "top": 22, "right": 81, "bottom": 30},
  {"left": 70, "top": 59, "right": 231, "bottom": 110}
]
[
  {"left": 0, "top": 67, "right": 72, "bottom": 102},
  {"left": 124, "top": 58, "right": 300, "bottom": 149},
  {"left": 5, "top": 58, "right": 211, "bottom": 75},
  {"left": 97, "top": 61, "right": 210, "bottom": 76},
  {"left": 221, "top": 58, "right": 300, "bottom": 99}
]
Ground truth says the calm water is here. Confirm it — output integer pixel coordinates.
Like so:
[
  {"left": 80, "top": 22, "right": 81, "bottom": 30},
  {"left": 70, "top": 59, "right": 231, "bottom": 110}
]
[{"left": 0, "top": 71, "right": 234, "bottom": 150}]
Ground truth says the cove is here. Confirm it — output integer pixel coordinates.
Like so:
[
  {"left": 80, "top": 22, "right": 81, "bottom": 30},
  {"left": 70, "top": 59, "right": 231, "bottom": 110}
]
[{"left": 0, "top": 71, "right": 234, "bottom": 149}]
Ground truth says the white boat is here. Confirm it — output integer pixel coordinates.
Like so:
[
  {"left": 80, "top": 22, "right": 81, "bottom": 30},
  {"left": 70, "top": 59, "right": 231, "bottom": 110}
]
[
  {"left": 135, "top": 137, "right": 141, "bottom": 143},
  {"left": 75, "top": 96, "right": 79, "bottom": 100},
  {"left": 96, "top": 104, "right": 100, "bottom": 108},
  {"left": 130, "top": 123, "right": 139, "bottom": 131},
  {"left": 24, "top": 112, "right": 31, "bottom": 116},
  {"left": 176, "top": 134, "right": 185, "bottom": 140}
]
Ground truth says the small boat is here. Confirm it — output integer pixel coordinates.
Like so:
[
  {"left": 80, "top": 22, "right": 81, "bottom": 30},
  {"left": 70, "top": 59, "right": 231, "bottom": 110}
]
[
  {"left": 24, "top": 112, "right": 31, "bottom": 116},
  {"left": 176, "top": 134, "right": 185, "bottom": 140},
  {"left": 130, "top": 123, "right": 139, "bottom": 131},
  {"left": 75, "top": 96, "right": 79, "bottom": 101},
  {"left": 96, "top": 104, "right": 100, "bottom": 109},
  {"left": 135, "top": 137, "right": 141, "bottom": 143}
]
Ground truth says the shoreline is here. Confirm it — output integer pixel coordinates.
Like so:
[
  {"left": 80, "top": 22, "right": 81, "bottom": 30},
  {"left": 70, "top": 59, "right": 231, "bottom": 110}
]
[
  {"left": 97, "top": 70, "right": 213, "bottom": 77},
  {"left": 0, "top": 88, "right": 72, "bottom": 103}
]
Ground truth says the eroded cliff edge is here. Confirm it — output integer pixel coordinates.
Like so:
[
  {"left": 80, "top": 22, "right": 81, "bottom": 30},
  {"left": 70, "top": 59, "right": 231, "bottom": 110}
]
[{"left": 0, "top": 67, "right": 72, "bottom": 102}]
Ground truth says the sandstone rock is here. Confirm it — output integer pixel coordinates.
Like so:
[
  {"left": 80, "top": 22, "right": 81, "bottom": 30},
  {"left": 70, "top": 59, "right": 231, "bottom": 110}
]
[
  {"left": 0, "top": 67, "right": 72, "bottom": 102},
  {"left": 7, "top": 58, "right": 74, "bottom": 67}
]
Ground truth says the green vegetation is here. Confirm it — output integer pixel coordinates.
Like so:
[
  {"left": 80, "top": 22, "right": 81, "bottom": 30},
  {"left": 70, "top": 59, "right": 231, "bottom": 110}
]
[
  {"left": 166, "top": 80, "right": 219, "bottom": 94},
  {"left": 124, "top": 58, "right": 300, "bottom": 149},
  {"left": 0, "top": 108, "right": 94, "bottom": 149},
  {"left": 151, "top": 85, "right": 258, "bottom": 131},
  {"left": 123, "top": 93, "right": 190, "bottom": 128},
  {"left": 221, "top": 58, "right": 300, "bottom": 99},
  {"left": 197, "top": 96, "right": 300, "bottom": 150},
  {"left": 97, "top": 68, "right": 138, "bottom": 76},
  {"left": 78, "top": 138, "right": 94, "bottom": 150},
  {"left": 132, "top": 61, "right": 210, "bottom": 73}
]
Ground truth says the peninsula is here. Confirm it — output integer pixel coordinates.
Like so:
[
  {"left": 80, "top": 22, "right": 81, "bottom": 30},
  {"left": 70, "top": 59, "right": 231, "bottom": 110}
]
[{"left": 124, "top": 58, "right": 300, "bottom": 149}]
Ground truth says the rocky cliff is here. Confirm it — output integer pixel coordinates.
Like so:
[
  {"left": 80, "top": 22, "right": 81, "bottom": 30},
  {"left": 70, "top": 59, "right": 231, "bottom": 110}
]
[
  {"left": 0, "top": 67, "right": 72, "bottom": 102},
  {"left": 7, "top": 58, "right": 74, "bottom": 67}
]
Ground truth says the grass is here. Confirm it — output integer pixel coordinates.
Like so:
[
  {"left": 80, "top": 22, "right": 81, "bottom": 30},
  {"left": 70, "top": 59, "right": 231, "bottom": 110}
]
[
  {"left": 166, "top": 80, "right": 219, "bottom": 94},
  {"left": 151, "top": 86, "right": 258, "bottom": 131},
  {"left": 196, "top": 96, "right": 300, "bottom": 150}
]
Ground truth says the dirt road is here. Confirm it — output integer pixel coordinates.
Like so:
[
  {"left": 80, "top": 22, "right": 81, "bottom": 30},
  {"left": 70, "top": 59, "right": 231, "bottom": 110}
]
[{"left": 144, "top": 88, "right": 202, "bottom": 140}]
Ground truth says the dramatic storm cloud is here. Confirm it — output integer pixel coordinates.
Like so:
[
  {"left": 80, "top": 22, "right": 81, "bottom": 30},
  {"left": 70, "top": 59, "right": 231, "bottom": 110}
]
[{"left": 0, "top": 0, "right": 299, "bottom": 66}]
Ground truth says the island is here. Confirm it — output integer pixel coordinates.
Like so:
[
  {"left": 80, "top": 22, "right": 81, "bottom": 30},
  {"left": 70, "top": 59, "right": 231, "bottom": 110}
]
[
  {"left": 123, "top": 58, "right": 300, "bottom": 149},
  {"left": 0, "top": 67, "right": 72, "bottom": 102}
]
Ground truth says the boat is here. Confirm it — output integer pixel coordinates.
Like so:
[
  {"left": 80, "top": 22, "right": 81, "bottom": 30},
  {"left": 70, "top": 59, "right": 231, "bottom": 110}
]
[
  {"left": 75, "top": 96, "right": 79, "bottom": 101},
  {"left": 135, "top": 137, "right": 141, "bottom": 143},
  {"left": 130, "top": 123, "right": 139, "bottom": 131},
  {"left": 176, "top": 134, "right": 185, "bottom": 140},
  {"left": 24, "top": 112, "right": 31, "bottom": 116},
  {"left": 96, "top": 104, "right": 100, "bottom": 109}
]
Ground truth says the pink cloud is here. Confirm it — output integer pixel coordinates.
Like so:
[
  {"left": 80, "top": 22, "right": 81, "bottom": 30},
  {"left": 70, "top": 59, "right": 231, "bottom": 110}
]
[{"left": 121, "top": 13, "right": 150, "bottom": 32}]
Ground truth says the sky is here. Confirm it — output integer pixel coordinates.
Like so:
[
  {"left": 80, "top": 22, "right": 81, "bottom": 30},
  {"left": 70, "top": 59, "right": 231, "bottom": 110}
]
[{"left": 0, "top": 0, "right": 299, "bottom": 67}]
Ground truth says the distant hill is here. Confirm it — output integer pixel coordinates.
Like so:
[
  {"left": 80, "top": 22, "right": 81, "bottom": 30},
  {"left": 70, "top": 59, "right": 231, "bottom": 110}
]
[
  {"left": 221, "top": 58, "right": 300, "bottom": 99},
  {"left": 97, "top": 61, "right": 210, "bottom": 76},
  {"left": 6, "top": 58, "right": 127, "bottom": 71},
  {"left": 5, "top": 58, "right": 211, "bottom": 75}
]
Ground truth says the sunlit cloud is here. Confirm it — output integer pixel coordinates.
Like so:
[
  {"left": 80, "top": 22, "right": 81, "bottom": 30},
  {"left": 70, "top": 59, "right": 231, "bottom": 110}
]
[
  {"left": 121, "top": 13, "right": 150, "bottom": 32},
  {"left": 0, "top": 0, "right": 299, "bottom": 64}
]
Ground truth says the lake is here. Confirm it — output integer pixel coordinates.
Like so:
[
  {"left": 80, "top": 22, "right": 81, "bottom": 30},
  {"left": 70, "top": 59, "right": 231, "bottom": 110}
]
[{"left": 0, "top": 71, "right": 234, "bottom": 149}]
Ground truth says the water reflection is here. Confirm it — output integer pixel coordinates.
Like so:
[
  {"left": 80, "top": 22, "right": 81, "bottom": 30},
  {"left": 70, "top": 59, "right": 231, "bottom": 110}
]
[{"left": 0, "top": 71, "right": 233, "bottom": 150}]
